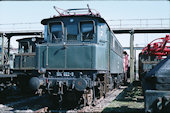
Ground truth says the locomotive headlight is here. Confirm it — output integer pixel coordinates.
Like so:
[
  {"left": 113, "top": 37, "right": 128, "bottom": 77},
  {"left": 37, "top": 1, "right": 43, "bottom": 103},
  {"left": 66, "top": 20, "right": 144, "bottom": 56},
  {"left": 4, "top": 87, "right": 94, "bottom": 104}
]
[
  {"left": 70, "top": 18, "right": 74, "bottom": 23},
  {"left": 38, "top": 68, "right": 46, "bottom": 74},
  {"left": 63, "top": 42, "right": 67, "bottom": 49},
  {"left": 32, "top": 37, "right": 36, "bottom": 42}
]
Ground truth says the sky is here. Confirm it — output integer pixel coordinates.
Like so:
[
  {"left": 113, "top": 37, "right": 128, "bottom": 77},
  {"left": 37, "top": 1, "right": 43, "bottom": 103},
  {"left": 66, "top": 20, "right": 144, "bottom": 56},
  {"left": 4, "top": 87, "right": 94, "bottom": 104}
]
[
  {"left": 0, "top": 1, "right": 169, "bottom": 25},
  {"left": 0, "top": 1, "right": 169, "bottom": 22},
  {"left": 0, "top": 1, "right": 170, "bottom": 58}
]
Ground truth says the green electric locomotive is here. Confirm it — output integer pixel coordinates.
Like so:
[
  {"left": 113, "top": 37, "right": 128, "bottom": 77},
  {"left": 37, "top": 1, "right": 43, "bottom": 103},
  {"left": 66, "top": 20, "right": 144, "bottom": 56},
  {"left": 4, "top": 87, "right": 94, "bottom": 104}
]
[{"left": 13, "top": 6, "right": 125, "bottom": 106}]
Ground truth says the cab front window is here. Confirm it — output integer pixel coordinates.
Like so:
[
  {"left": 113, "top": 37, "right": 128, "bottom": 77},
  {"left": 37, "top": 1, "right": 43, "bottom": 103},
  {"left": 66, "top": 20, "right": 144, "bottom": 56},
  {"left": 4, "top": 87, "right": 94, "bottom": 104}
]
[
  {"left": 50, "top": 22, "right": 63, "bottom": 43},
  {"left": 80, "top": 21, "right": 95, "bottom": 41},
  {"left": 67, "top": 24, "right": 78, "bottom": 40}
]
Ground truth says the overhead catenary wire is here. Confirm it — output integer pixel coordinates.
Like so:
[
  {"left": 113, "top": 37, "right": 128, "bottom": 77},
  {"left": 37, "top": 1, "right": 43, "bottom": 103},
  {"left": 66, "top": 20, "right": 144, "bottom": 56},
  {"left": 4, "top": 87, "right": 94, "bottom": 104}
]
[
  {"left": 0, "top": 18, "right": 169, "bottom": 30},
  {"left": 0, "top": 22, "right": 40, "bottom": 26}
]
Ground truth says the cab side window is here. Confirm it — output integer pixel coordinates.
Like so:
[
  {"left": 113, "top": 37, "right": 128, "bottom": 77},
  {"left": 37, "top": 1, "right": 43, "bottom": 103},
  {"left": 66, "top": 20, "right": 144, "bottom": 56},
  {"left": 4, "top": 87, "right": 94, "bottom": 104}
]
[
  {"left": 80, "top": 21, "right": 94, "bottom": 41},
  {"left": 19, "top": 42, "right": 29, "bottom": 53},
  {"left": 44, "top": 25, "right": 48, "bottom": 42},
  {"left": 50, "top": 22, "right": 63, "bottom": 43}
]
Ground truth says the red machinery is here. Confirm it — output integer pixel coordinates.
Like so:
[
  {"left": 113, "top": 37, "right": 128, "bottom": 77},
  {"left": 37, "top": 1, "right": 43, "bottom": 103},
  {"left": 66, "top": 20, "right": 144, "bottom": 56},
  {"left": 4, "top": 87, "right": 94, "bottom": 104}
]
[
  {"left": 142, "top": 35, "right": 170, "bottom": 59},
  {"left": 123, "top": 51, "right": 129, "bottom": 74},
  {"left": 123, "top": 51, "right": 129, "bottom": 82},
  {"left": 140, "top": 35, "right": 170, "bottom": 113}
]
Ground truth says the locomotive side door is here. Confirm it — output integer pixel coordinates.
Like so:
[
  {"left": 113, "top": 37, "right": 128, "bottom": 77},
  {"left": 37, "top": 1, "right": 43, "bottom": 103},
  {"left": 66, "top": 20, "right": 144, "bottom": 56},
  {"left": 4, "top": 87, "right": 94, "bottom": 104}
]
[{"left": 98, "top": 23, "right": 109, "bottom": 70}]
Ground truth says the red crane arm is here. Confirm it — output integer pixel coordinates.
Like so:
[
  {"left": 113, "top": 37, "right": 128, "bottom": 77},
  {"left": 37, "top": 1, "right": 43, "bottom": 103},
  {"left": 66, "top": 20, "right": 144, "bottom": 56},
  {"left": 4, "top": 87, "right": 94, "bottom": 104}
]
[{"left": 142, "top": 35, "right": 170, "bottom": 59}]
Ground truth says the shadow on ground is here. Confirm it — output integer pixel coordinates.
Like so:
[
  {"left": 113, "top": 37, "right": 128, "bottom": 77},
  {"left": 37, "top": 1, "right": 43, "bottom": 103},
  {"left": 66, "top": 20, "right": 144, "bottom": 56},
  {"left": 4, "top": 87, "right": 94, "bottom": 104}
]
[{"left": 102, "top": 81, "right": 145, "bottom": 113}]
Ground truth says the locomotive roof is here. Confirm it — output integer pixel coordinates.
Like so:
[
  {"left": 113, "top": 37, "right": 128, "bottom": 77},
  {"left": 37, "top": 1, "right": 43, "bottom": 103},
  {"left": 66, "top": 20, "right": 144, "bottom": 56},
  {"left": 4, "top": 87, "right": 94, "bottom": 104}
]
[
  {"left": 41, "top": 15, "right": 113, "bottom": 33},
  {"left": 41, "top": 15, "right": 107, "bottom": 25}
]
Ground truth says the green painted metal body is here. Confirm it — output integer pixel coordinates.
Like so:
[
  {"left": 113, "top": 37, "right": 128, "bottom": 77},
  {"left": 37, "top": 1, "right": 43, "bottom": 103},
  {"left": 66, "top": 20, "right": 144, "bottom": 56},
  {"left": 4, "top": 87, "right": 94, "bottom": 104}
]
[
  {"left": 14, "top": 53, "right": 36, "bottom": 70},
  {"left": 110, "top": 50, "right": 124, "bottom": 74},
  {"left": 36, "top": 44, "right": 108, "bottom": 71},
  {"left": 13, "top": 15, "right": 124, "bottom": 74}
]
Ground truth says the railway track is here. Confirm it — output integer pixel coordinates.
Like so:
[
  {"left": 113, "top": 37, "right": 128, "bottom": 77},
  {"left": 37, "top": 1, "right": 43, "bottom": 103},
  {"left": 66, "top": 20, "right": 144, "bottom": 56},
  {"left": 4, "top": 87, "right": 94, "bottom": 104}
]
[
  {"left": 48, "top": 86, "right": 126, "bottom": 112},
  {"left": 76, "top": 86, "right": 126, "bottom": 113},
  {"left": 0, "top": 94, "right": 51, "bottom": 113},
  {"left": 0, "top": 86, "right": 126, "bottom": 112}
]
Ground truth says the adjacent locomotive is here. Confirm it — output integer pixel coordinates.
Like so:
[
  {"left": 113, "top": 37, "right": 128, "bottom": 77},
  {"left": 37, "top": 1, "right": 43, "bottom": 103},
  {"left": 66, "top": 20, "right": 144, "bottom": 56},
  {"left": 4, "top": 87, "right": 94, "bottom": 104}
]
[
  {"left": 139, "top": 35, "right": 170, "bottom": 112},
  {"left": 139, "top": 35, "right": 170, "bottom": 80},
  {"left": 13, "top": 7, "right": 126, "bottom": 105}
]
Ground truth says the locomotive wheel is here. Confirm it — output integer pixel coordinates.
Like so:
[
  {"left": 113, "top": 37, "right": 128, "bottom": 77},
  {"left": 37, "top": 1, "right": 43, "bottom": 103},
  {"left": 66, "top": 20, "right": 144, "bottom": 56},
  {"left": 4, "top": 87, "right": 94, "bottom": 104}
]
[
  {"left": 99, "top": 82, "right": 104, "bottom": 98},
  {"left": 83, "top": 89, "right": 93, "bottom": 106},
  {"left": 104, "top": 74, "right": 109, "bottom": 93},
  {"left": 87, "top": 89, "right": 93, "bottom": 106},
  {"left": 114, "top": 76, "right": 119, "bottom": 88},
  {"left": 65, "top": 91, "right": 78, "bottom": 103}
]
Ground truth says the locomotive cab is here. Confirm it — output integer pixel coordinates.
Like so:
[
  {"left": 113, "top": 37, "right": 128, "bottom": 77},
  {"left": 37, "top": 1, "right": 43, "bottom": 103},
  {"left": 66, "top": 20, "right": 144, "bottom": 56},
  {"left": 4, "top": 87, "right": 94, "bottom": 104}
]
[
  {"left": 43, "top": 18, "right": 97, "bottom": 43},
  {"left": 18, "top": 37, "right": 42, "bottom": 53},
  {"left": 14, "top": 37, "right": 44, "bottom": 70},
  {"left": 39, "top": 16, "right": 107, "bottom": 70}
]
